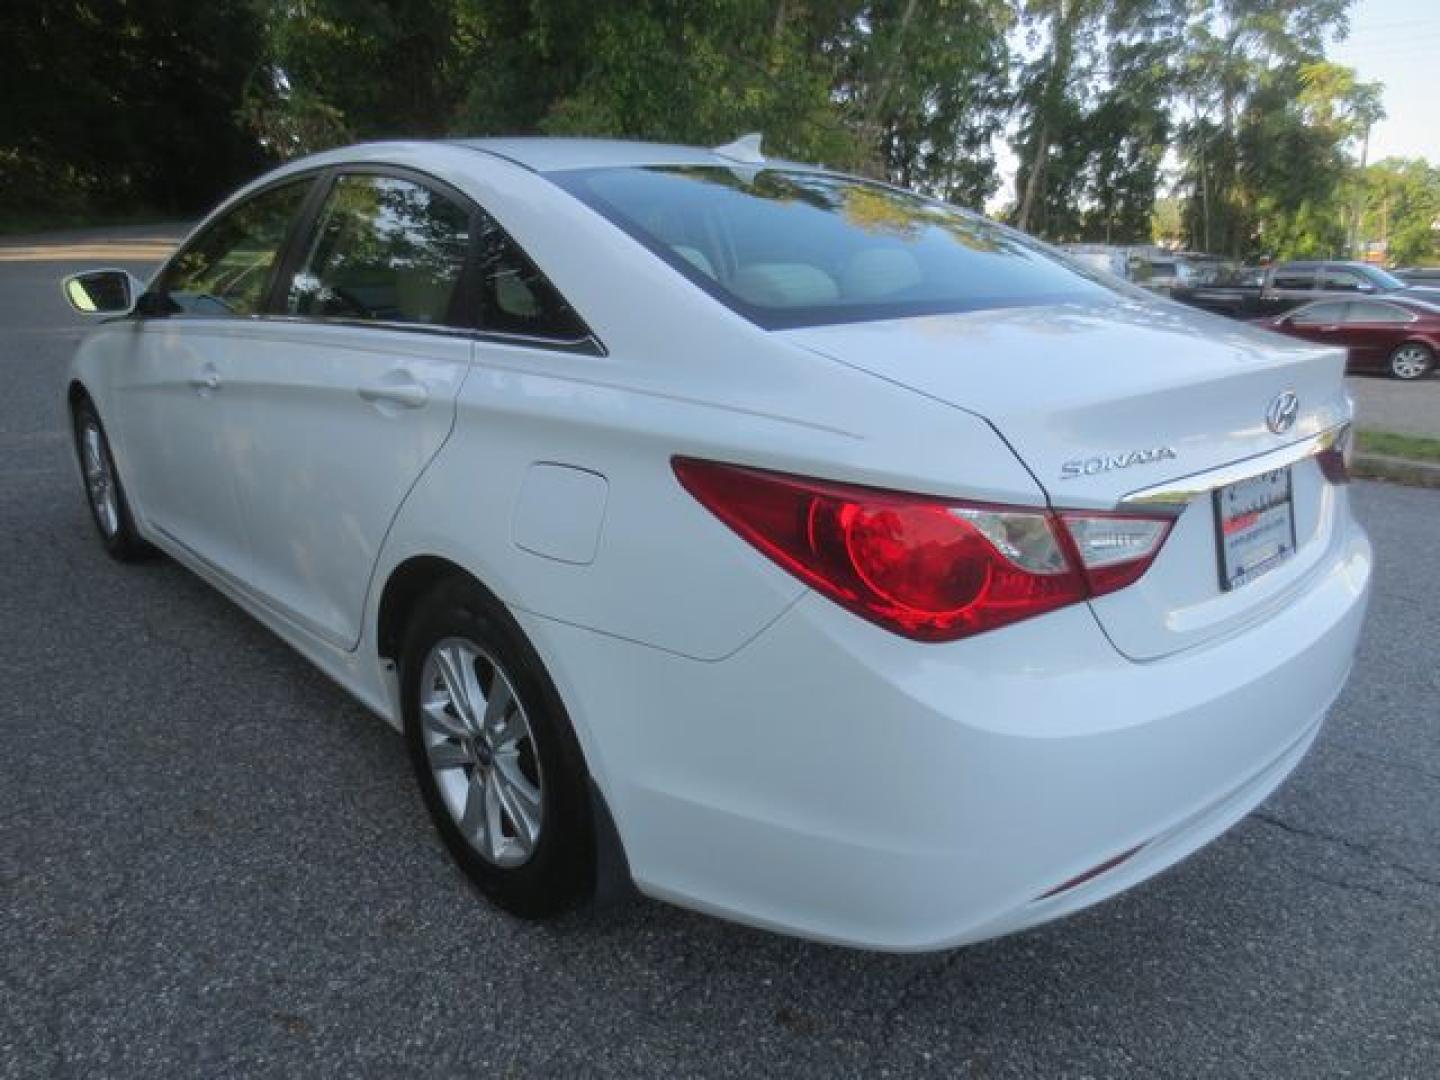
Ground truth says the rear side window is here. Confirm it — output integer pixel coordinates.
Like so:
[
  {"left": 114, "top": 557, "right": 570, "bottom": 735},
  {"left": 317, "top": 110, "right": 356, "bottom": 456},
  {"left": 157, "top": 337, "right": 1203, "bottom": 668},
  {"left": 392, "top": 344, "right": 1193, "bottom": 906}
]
[
  {"left": 553, "top": 166, "right": 1110, "bottom": 329},
  {"left": 1320, "top": 267, "right": 1366, "bottom": 291},
  {"left": 1348, "top": 301, "right": 1412, "bottom": 323},
  {"left": 287, "top": 174, "right": 470, "bottom": 326},
  {"left": 157, "top": 179, "right": 311, "bottom": 317},
  {"left": 472, "top": 210, "right": 590, "bottom": 342},
  {"left": 1273, "top": 267, "right": 1315, "bottom": 291}
]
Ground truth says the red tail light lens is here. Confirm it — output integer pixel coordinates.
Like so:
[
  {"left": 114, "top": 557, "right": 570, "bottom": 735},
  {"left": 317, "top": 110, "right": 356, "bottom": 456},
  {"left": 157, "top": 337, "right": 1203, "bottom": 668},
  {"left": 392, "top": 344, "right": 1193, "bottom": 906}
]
[
  {"left": 1316, "top": 424, "right": 1353, "bottom": 485},
  {"left": 673, "top": 459, "right": 1172, "bottom": 642}
]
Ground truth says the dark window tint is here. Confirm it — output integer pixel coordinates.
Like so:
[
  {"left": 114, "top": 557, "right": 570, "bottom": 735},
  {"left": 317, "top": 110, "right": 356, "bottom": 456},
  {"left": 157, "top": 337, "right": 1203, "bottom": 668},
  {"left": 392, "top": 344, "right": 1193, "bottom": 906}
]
[
  {"left": 1319, "top": 267, "right": 1366, "bottom": 291},
  {"left": 1347, "top": 300, "right": 1413, "bottom": 323},
  {"left": 157, "top": 180, "right": 311, "bottom": 317},
  {"left": 472, "top": 211, "right": 590, "bottom": 341},
  {"left": 1215, "top": 266, "right": 1264, "bottom": 287},
  {"left": 554, "top": 166, "right": 1110, "bottom": 329},
  {"left": 1291, "top": 301, "right": 1348, "bottom": 324},
  {"left": 288, "top": 175, "right": 470, "bottom": 326},
  {"left": 1273, "top": 266, "right": 1315, "bottom": 291}
]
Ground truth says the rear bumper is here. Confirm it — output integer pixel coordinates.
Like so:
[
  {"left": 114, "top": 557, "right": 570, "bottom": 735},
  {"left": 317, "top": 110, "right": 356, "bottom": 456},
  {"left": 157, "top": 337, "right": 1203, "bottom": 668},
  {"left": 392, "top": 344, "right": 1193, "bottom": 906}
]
[{"left": 517, "top": 515, "right": 1371, "bottom": 952}]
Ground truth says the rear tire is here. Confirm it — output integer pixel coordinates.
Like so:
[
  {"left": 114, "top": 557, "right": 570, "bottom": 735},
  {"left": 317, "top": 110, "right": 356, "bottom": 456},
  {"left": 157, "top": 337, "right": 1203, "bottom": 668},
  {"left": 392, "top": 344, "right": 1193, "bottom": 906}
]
[
  {"left": 401, "top": 576, "right": 596, "bottom": 918},
  {"left": 1388, "top": 343, "right": 1434, "bottom": 380},
  {"left": 72, "top": 397, "right": 152, "bottom": 561}
]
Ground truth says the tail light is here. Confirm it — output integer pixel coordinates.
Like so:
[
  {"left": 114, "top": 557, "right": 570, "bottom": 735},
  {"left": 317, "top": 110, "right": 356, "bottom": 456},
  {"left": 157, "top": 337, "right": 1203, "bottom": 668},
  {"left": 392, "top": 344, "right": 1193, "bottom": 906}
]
[
  {"left": 1315, "top": 424, "right": 1353, "bottom": 485},
  {"left": 673, "top": 458, "right": 1173, "bottom": 642}
]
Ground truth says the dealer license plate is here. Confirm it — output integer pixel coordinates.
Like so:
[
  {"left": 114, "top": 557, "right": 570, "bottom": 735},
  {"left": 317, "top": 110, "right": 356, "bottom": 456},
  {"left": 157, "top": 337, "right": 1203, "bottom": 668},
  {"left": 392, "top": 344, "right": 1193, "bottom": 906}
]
[{"left": 1214, "top": 467, "right": 1297, "bottom": 591}]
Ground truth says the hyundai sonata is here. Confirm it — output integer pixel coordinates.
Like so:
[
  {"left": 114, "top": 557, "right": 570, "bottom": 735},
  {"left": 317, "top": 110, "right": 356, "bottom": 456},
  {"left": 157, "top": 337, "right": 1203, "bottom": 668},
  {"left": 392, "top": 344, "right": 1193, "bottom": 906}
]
[{"left": 62, "top": 137, "right": 1370, "bottom": 951}]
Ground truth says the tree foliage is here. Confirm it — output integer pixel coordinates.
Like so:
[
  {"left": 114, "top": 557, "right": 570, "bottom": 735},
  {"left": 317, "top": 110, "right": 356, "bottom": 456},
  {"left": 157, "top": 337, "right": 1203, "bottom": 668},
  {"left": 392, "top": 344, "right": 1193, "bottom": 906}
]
[
  {"left": 1170, "top": 0, "right": 1382, "bottom": 259},
  {"left": 2, "top": 0, "right": 269, "bottom": 219},
  {"left": 1356, "top": 158, "right": 1440, "bottom": 267},
  {"left": 4, "top": 0, "right": 1426, "bottom": 267},
  {"left": 1010, "top": 0, "right": 1185, "bottom": 243}
]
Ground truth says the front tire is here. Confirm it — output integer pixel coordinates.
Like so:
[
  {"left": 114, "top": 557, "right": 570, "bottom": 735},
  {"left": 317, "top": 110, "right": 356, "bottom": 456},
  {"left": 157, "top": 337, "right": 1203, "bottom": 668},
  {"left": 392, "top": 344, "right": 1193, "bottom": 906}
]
[
  {"left": 1388, "top": 342, "right": 1434, "bottom": 380},
  {"left": 401, "top": 577, "right": 596, "bottom": 918},
  {"left": 72, "top": 398, "right": 151, "bottom": 561}
]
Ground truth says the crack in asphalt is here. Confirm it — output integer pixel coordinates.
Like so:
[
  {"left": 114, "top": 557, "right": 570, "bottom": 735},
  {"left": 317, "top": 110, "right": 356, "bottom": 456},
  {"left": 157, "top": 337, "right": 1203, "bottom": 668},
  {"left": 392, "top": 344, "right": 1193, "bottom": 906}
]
[
  {"left": 1332, "top": 742, "right": 1440, "bottom": 786},
  {"left": 1252, "top": 811, "right": 1440, "bottom": 893}
]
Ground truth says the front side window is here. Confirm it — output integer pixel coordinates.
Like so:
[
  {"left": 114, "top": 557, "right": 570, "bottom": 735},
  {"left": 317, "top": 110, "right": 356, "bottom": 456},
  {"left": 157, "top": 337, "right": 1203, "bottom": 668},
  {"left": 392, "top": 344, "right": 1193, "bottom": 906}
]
[
  {"left": 156, "top": 179, "right": 311, "bottom": 317},
  {"left": 1320, "top": 268, "right": 1365, "bottom": 291},
  {"left": 553, "top": 166, "right": 1111, "bottom": 329},
  {"left": 287, "top": 174, "right": 470, "bottom": 326},
  {"left": 1291, "top": 301, "right": 1347, "bottom": 325}
]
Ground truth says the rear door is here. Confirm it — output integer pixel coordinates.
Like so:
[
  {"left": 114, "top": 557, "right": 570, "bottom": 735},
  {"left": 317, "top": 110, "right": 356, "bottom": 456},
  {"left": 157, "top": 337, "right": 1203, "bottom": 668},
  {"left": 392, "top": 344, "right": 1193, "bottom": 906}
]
[
  {"left": 217, "top": 169, "right": 476, "bottom": 648},
  {"left": 1342, "top": 299, "right": 1417, "bottom": 370}
]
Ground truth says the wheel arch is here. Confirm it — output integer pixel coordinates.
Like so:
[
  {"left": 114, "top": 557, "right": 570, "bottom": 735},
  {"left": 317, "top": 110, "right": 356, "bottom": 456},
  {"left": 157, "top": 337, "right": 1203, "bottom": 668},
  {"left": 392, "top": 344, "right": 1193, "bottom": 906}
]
[
  {"left": 374, "top": 551, "right": 636, "bottom": 905},
  {"left": 67, "top": 379, "right": 92, "bottom": 412},
  {"left": 375, "top": 554, "right": 479, "bottom": 664}
]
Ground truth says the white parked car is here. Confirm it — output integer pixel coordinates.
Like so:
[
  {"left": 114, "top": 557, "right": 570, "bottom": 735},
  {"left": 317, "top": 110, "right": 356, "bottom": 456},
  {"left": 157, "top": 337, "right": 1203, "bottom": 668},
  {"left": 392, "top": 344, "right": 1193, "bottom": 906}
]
[{"left": 63, "top": 138, "right": 1370, "bottom": 952}]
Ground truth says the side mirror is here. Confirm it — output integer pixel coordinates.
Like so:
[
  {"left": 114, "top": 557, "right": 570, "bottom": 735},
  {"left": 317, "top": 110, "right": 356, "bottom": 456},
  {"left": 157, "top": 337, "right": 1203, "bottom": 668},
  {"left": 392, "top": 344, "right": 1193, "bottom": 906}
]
[
  {"left": 62, "top": 269, "right": 145, "bottom": 315},
  {"left": 1355, "top": 282, "right": 1376, "bottom": 293}
]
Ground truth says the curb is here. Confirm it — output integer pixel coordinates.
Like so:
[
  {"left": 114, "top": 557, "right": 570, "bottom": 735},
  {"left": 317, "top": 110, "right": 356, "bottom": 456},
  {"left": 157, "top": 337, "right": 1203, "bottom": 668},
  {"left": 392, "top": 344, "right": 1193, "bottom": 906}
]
[{"left": 1352, "top": 452, "right": 1440, "bottom": 488}]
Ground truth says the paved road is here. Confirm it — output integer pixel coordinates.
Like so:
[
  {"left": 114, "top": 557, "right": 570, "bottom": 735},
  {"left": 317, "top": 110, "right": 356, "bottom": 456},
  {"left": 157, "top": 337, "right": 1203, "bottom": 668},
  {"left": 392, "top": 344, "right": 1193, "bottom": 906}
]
[
  {"left": 2, "top": 228, "right": 1438, "bottom": 1078},
  {"left": 1346, "top": 376, "right": 1440, "bottom": 440}
]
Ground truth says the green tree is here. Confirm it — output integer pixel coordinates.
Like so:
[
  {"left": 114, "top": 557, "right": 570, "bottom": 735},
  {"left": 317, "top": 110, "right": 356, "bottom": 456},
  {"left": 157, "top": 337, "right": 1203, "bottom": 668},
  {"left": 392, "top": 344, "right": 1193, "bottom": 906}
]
[
  {"left": 833, "top": 0, "right": 1015, "bottom": 206},
  {"left": 1010, "top": 0, "right": 1182, "bottom": 242},
  {"left": 1, "top": 0, "right": 269, "bottom": 221},
  {"left": 1357, "top": 159, "right": 1440, "bottom": 267},
  {"left": 1173, "top": 0, "right": 1354, "bottom": 258}
]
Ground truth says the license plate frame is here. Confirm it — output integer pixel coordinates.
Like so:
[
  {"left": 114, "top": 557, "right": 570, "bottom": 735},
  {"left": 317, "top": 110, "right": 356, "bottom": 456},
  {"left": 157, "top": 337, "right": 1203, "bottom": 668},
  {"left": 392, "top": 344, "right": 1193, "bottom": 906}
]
[{"left": 1213, "top": 467, "right": 1297, "bottom": 592}]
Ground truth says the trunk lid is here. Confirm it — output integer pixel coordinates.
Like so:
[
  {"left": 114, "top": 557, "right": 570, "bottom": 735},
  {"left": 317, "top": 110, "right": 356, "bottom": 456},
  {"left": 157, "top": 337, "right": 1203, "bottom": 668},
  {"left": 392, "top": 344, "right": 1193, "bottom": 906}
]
[{"left": 782, "top": 299, "right": 1352, "bottom": 659}]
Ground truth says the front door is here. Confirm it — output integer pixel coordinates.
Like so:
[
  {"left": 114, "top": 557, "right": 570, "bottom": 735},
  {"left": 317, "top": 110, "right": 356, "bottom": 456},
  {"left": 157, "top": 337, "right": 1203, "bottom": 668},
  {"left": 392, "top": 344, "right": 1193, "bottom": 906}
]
[
  {"left": 1282, "top": 300, "right": 1351, "bottom": 356},
  {"left": 116, "top": 177, "right": 314, "bottom": 577}
]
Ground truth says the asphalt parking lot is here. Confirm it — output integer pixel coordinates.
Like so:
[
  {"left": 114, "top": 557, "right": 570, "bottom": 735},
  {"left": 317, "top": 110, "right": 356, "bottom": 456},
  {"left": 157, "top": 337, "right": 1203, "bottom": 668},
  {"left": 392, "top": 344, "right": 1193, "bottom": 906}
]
[
  {"left": 2, "top": 228, "right": 1438, "bottom": 1078},
  {"left": 1346, "top": 376, "right": 1440, "bottom": 439}
]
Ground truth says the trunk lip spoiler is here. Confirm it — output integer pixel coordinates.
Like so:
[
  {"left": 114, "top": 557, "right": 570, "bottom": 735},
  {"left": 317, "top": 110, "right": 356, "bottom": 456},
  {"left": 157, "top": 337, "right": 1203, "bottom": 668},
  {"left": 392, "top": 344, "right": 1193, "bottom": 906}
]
[{"left": 1119, "top": 423, "right": 1349, "bottom": 516}]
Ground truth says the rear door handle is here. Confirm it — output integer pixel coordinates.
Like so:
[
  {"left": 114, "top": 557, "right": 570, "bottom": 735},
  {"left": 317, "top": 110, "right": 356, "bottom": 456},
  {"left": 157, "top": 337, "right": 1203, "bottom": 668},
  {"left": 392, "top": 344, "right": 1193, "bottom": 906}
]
[{"left": 358, "top": 373, "right": 428, "bottom": 409}]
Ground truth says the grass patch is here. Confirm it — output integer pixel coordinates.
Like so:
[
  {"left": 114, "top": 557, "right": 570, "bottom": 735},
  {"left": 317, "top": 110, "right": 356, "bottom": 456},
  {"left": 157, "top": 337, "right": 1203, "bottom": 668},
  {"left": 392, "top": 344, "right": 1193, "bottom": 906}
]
[{"left": 1356, "top": 429, "right": 1440, "bottom": 463}]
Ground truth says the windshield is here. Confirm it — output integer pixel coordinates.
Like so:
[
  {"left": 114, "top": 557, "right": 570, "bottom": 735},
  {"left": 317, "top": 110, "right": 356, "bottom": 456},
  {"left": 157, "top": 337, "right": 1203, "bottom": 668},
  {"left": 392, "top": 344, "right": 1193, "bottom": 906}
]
[
  {"left": 552, "top": 166, "right": 1112, "bottom": 328},
  {"left": 1360, "top": 265, "right": 1406, "bottom": 290}
]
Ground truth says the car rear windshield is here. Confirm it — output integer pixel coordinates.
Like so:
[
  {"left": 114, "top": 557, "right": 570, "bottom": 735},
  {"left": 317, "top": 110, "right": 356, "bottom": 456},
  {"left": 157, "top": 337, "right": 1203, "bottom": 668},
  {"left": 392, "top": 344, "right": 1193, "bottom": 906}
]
[{"left": 551, "top": 166, "right": 1112, "bottom": 329}]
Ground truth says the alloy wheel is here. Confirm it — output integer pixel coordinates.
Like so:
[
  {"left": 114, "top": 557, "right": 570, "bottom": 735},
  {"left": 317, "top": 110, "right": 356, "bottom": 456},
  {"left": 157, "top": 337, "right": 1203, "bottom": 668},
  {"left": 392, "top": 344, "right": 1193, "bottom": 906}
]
[
  {"left": 419, "top": 637, "right": 545, "bottom": 868},
  {"left": 81, "top": 420, "right": 119, "bottom": 537},
  {"left": 1390, "top": 345, "right": 1432, "bottom": 380}
]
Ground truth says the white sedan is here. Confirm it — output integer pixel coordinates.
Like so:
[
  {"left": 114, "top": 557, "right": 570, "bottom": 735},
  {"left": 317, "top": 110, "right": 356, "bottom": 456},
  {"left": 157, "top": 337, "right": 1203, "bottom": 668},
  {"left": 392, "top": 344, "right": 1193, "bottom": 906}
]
[{"left": 62, "top": 137, "right": 1371, "bottom": 951}]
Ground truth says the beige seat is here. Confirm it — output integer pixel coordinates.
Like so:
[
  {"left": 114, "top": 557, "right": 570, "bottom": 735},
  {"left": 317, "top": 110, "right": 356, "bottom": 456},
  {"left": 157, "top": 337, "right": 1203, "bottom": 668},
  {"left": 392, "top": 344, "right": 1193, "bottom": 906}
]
[
  {"left": 840, "top": 248, "right": 924, "bottom": 300},
  {"left": 730, "top": 263, "right": 839, "bottom": 307},
  {"left": 672, "top": 245, "right": 718, "bottom": 279}
]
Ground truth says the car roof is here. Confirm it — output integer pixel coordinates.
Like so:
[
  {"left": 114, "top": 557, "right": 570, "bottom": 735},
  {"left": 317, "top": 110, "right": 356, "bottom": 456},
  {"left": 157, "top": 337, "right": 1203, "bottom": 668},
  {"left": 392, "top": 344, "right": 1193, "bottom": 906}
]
[{"left": 449, "top": 136, "right": 819, "bottom": 174}]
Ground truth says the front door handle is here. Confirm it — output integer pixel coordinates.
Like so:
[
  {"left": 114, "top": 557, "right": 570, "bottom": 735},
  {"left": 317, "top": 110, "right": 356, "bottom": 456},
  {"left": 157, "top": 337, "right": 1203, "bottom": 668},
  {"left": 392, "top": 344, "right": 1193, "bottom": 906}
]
[
  {"left": 189, "top": 366, "right": 221, "bottom": 393},
  {"left": 358, "top": 373, "right": 428, "bottom": 409}
]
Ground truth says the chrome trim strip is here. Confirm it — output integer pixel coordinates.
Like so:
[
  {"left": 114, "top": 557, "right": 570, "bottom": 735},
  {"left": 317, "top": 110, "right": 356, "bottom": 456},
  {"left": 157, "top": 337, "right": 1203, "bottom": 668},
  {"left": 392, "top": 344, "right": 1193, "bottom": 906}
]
[
  {"left": 1119, "top": 425, "right": 1346, "bottom": 514},
  {"left": 137, "top": 312, "right": 607, "bottom": 356}
]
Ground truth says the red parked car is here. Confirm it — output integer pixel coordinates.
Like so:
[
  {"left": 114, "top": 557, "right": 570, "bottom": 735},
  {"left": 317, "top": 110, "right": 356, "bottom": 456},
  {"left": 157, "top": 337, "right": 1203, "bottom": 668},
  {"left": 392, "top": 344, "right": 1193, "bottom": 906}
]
[{"left": 1252, "top": 297, "right": 1439, "bottom": 380}]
